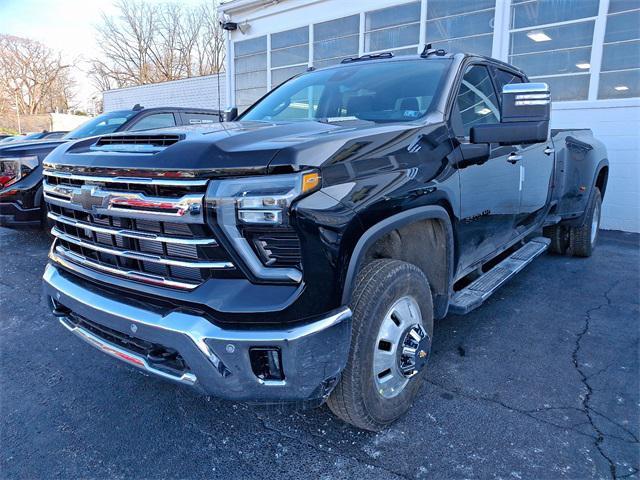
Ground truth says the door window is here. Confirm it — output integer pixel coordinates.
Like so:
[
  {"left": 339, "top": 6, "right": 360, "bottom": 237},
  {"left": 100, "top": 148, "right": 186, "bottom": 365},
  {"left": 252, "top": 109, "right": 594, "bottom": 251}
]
[
  {"left": 182, "top": 113, "right": 220, "bottom": 125},
  {"left": 494, "top": 69, "right": 524, "bottom": 91},
  {"left": 129, "top": 113, "right": 176, "bottom": 131},
  {"left": 454, "top": 65, "right": 500, "bottom": 137}
]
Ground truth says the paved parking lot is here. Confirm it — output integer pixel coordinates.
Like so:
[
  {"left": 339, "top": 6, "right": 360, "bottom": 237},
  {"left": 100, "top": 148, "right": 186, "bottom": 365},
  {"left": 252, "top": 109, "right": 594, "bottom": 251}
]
[{"left": 1, "top": 227, "right": 638, "bottom": 479}]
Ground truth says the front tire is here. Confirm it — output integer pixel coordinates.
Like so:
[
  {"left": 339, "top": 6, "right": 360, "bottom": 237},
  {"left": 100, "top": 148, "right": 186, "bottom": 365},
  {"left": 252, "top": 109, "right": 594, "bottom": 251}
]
[
  {"left": 568, "top": 187, "right": 602, "bottom": 258},
  {"left": 327, "top": 259, "right": 434, "bottom": 431}
]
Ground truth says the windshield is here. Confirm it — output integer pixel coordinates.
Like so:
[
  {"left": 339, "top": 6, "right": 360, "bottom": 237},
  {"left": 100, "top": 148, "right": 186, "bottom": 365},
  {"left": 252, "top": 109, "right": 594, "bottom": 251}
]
[
  {"left": 64, "top": 110, "right": 137, "bottom": 139},
  {"left": 242, "top": 59, "right": 450, "bottom": 123}
]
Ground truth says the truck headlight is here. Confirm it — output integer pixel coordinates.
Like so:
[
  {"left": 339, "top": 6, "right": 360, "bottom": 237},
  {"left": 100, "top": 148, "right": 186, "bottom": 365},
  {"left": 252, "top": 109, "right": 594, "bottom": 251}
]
[
  {"left": 0, "top": 155, "right": 38, "bottom": 189},
  {"left": 207, "top": 171, "right": 320, "bottom": 283}
]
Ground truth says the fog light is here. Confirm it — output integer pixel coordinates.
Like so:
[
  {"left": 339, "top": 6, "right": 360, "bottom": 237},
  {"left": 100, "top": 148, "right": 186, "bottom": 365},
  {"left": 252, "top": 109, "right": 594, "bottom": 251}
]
[{"left": 249, "top": 347, "right": 284, "bottom": 381}]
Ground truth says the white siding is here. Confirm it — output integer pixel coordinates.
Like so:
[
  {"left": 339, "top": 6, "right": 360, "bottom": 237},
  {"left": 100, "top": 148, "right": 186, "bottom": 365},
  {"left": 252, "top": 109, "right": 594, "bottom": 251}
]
[
  {"left": 552, "top": 99, "right": 640, "bottom": 233},
  {"left": 102, "top": 74, "right": 226, "bottom": 113}
]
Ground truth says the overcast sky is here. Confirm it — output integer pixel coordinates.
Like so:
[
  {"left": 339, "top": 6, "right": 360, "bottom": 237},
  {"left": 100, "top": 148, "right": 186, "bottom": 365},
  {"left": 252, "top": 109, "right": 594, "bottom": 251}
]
[
  {"left": 1, "top": 0, "right": 120, "bottom": 110},
  {"left": 1, "top": 0, "right": 212, "bottom": 111}
]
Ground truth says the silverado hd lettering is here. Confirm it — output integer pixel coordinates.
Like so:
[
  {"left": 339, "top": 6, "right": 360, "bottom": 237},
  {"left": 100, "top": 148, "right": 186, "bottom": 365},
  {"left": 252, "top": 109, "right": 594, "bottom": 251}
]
[{"left": 43, "top": 51, "right": 608, "bottom": 431}]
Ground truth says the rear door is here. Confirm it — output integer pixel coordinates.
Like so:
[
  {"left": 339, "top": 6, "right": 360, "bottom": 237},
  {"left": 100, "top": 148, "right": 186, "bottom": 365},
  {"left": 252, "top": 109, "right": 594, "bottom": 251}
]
[
  {"left": 452, "top": 64, "right": 523, "bottom": 270},
  {"left": 493, "top": 67, "right": 554, "bottom": 232}
]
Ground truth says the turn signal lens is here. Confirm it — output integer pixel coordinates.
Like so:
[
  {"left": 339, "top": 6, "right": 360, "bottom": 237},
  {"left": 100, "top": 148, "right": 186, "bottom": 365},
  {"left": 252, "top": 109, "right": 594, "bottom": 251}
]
[{"left": 301, "top": 171, "right": 320, "bottom": 194}]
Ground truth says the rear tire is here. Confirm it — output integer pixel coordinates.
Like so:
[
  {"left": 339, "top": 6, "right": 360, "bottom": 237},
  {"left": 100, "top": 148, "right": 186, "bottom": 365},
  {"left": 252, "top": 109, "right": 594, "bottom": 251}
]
[
  {"left": 543, "top": 224, "right": 569, "bottom": 255},
  {"left": 568, "top": 187, "right": 602, "bottom": 258},
  {"left": 327, "top": 259, "right": 434, "bottom": 431}
]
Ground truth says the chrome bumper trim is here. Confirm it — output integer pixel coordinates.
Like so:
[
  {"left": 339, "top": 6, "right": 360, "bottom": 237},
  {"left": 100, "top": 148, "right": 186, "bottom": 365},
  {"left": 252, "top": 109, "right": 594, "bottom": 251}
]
[
  {"left": 52, "top": 227, "right": 234, "bottom": 269},
  {"left": 48, "top": 211, "right": 217, "bottom": 246},
  {"left": 58, "top": 316, "right": 197, "bottom": 386},
  {"left": 44, "top": 264, "right": 352, "bottom": 402}
]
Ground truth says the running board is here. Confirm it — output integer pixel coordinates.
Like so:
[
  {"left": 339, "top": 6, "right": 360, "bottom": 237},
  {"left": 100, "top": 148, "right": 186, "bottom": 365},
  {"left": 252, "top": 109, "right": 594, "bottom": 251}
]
[{"left": 449, "top": 237, "right": 551, "bottom": 315}]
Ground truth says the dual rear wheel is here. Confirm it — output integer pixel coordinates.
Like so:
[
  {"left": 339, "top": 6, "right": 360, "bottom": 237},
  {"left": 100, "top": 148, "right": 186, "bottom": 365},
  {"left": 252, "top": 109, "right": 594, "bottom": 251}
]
[{"left": 544, "top": 187, "right": 602, "bottom": 257}]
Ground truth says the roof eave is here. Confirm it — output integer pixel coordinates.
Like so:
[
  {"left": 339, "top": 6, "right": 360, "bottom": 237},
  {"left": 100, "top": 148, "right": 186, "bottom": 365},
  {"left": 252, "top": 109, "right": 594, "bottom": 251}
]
[{"left": 218, "top": 0, "right": 276, "bottom": 16}]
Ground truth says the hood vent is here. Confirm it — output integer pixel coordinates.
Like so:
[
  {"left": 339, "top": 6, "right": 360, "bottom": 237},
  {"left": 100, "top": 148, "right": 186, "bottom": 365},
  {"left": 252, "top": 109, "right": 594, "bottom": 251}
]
[{"left": 95, "top": 134, "right": 182, "bottom": 149}]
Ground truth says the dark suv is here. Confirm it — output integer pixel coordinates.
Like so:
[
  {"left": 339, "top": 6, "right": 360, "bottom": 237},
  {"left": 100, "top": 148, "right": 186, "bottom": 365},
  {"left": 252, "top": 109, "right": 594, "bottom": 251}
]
[
  {"left": 0, "top": 106, "right": 220, "bottom": 226},
  {"left": 43, "top": 52, "right": 607, "bottom": 430}
]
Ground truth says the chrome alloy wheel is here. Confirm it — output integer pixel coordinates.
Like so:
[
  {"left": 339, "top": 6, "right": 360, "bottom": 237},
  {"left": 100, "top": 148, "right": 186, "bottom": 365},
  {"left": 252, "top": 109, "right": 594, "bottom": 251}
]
[
  {"left": 373, "top": 296, "right": 431, "bottom": 399},
  {"left": 591, "top": 198, "right": 600, "bottom": 246}
]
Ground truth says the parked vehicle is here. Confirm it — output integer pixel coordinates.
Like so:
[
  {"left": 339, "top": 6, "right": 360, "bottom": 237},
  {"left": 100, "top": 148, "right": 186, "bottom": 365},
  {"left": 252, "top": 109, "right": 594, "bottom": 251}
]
[
  {"left": 42, "top": 50, "right": 608, "bottom": 430},
  {"left": 0, "top": 135, "right": 26, "bottom": 145},
  {"left": 16, "top": 131, "right": 68, "bottom": 142},
  {"left": 0, "top": 106, "right": 221, "bottom": 226}
]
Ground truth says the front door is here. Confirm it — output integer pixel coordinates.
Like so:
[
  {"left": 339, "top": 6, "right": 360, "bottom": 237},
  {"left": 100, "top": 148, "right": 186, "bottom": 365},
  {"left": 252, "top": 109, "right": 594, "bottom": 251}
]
[
  {"left": 492, "top": 68, "right": 554, "bottom": 233},
  {"left": 452, "top": 64, "right": 523, "bottom": 271}
]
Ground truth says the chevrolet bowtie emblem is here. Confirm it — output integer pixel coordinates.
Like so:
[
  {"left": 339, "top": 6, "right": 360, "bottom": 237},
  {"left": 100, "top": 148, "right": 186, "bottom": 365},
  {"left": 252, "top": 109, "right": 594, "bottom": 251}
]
[{"left": 71, "top": 185, "right": 108, "bottom": 211}]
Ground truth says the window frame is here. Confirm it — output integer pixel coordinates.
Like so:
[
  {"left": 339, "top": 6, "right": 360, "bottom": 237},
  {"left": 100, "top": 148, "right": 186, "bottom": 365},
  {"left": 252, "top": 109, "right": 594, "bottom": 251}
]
[{"left": 449, "top": 61, "right": 503, "bottom": 139}]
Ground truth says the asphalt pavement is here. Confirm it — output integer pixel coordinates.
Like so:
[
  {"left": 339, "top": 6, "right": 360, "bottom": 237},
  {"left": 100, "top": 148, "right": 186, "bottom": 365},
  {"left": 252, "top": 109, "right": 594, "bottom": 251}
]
[{"left": 1, "top": 227, "right": 638, "bottom": 479}]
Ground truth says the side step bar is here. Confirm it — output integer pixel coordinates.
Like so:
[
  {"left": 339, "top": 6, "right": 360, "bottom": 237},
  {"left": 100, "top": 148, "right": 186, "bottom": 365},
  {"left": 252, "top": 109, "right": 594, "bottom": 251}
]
[{"left": 449, "top": 237, "right": 550, "bottom": 315}]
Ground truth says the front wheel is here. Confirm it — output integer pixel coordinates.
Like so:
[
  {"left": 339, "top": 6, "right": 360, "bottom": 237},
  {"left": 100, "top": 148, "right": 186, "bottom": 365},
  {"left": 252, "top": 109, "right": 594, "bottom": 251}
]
[{"left": 327, "top": 259, "right": 434, "bottom": 431}]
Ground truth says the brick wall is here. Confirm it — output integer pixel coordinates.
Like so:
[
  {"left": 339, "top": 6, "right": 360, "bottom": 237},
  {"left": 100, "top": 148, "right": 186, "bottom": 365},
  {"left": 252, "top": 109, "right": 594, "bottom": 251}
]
[{"left": 102, "top": 74, "right": 227, "bottom": 112}]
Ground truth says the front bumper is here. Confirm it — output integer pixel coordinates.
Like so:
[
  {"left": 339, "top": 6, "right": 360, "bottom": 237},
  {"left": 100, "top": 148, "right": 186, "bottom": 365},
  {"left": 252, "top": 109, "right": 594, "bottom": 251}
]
[
  {"left": 0, "top": 176, "right": 42, "bottom": 226},
  {"left": 0, "top": 201, "right": 40, "bottom": 226},
  {"left": 43, "top": 264, "right": 352, "bottom": 405}
]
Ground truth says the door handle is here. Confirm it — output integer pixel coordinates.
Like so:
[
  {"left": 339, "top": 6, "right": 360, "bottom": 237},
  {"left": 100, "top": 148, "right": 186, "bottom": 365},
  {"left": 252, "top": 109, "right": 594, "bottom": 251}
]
[
  {"left": 507, "top": 153, "right": 522, "bottom": 164},
  {"left": 544, "top": 147, "right": 555, "bottom": 156}
]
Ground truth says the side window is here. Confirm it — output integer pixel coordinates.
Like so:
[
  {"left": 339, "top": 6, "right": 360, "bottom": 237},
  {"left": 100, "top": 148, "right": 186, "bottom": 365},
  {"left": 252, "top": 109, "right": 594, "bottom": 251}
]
[
  {"left": 182, "top": 113, "right": 220, "bottom": 125},
  {"left": 494, "top": 69, "right": 524, "bottom": 94},
  {"left": 129, "top": 113, "right": 176, "bottom": 131},
  {"left": 455, "top": 65, "right": 500, "bottom": 137}
]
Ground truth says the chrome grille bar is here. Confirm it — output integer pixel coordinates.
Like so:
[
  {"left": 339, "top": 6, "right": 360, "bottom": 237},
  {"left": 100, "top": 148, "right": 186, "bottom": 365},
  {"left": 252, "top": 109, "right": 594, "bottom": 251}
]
[
  {"left": 43, "top": 170, "right": 209, "bottom": 187},
  {"left": 52, "top": 227, "right": 234, "bottom": 269},
  {"left": 48, "top": 211, "right": 217, "bottom": 246},
  {"left": 43, "top": 182, "right": 204, "bottom": 223},
  {"left": 51, "top": 246, "right": 200, "bottom": 290}
]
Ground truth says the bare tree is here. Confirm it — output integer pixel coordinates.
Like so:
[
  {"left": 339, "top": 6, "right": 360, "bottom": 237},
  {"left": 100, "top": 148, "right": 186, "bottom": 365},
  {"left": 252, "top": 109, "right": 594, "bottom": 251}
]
[
  {"left": 91, "top": 0, "right": 226, "bottom": 91},
  {"left": 0, "top": 35, "right": 76, "bottom": 115}
]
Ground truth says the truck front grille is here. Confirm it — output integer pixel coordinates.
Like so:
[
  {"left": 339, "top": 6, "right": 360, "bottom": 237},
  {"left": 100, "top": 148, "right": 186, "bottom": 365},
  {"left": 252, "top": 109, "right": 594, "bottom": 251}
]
[{"left": 44, "top": 169, "right": 237, "bottom": 290}]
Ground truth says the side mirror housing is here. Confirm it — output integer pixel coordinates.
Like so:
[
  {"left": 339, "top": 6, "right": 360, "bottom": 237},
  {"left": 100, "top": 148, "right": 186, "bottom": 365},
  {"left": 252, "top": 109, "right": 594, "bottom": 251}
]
[
  {"left": 501, "top": 82, "right": 551, "bottom": 123},
  {"left": 471, "top": 82, "right": 550, "bottom": 145},
  {"left": 224, "top": 107, "right": 238, "bottom": 122}
]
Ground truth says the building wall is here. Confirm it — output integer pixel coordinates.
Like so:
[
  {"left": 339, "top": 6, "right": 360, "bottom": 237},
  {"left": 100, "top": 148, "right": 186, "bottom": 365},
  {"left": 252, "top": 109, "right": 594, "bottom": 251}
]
[
  {"left": 102, "top": 74, "right": 227, "bottom": 113},
  {"left": 221, "top": 0, "right": 640, "bottom": 232},
  {"left": 552, "top": 99, "right": 640, "bottom": 232}
]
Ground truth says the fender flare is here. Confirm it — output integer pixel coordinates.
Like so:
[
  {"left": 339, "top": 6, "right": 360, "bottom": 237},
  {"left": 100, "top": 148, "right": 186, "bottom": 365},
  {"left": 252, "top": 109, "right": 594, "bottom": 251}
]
[
  {"left": 341, "top": 205, "right": 455, "bottom": 318},
  {"left": 566, "top": 158, "right": 609, "bottom": 228}
]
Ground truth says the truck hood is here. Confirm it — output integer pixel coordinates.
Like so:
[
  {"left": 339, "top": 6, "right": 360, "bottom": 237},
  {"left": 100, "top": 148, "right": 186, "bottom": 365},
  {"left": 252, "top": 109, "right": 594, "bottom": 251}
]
[
  {"left": 0, "top": 138, "right": 67, "bottom": 158},
  {"left": 44, "top": 120, "right": 432, "bottom": 176}
]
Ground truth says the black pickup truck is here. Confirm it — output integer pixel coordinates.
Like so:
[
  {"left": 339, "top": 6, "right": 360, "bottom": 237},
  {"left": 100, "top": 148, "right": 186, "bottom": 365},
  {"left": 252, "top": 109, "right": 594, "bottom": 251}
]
[
  {"left": 42, "top": 51, "right": 608, "bottom": 431},
  {"left": 0, "top": 106, "right": 221, "bottom": 226}
]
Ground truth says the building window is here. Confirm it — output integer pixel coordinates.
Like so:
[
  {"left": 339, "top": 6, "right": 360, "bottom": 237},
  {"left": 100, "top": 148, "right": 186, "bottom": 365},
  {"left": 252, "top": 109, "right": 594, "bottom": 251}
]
[
  {"left": 364, "top": 2, "right": 420, "bottom": 55},
  {"left": 271, "top": 26, "right": 309, "bottom": 88},
  {"left": 234, "top": 36, "right": 268, "bottom": 112},
  {"left": 313, "top": 15, "right": 359, "bottom": 69},
  {"left": 509, "top": 0, "right": 598, "bottom": 101},
  {"left": 425, "top": 0, "right": 496, "bottom": 57},
  {"left": 598, "top": 1, "right": 640, "bottom": 99}
]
